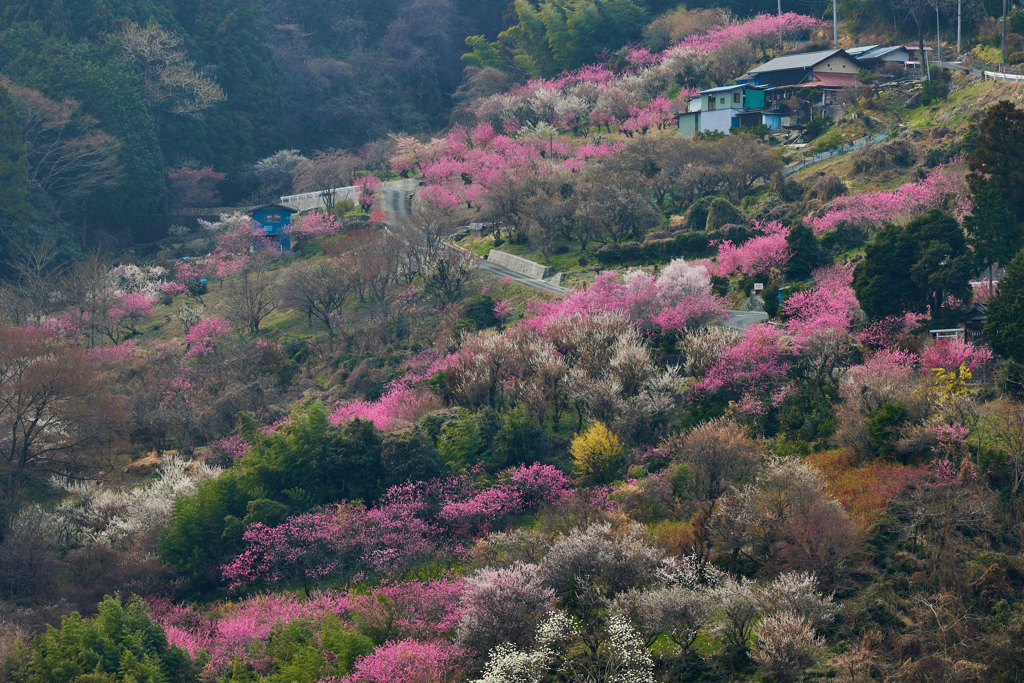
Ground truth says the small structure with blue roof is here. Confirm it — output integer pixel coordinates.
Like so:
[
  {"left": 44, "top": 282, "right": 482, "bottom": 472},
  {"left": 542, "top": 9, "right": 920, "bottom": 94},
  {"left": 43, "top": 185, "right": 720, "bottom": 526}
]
[{"left": 249, "top": 203, "right": 297, "bottom": 252}]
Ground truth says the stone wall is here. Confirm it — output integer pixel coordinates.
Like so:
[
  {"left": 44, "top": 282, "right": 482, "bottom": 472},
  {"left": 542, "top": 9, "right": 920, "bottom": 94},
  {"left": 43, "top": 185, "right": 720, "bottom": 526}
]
[{"left": 487, "top": 250, "right": 554, "bottom": 279}]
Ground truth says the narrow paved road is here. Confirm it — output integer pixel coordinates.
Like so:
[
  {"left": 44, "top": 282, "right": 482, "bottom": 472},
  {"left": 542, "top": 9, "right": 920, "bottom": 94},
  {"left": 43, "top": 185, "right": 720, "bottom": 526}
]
[
  {"left": 718, "top": 310, "right": 769, "bottom": 330},
  {"left": 476, "top": 258, "right": 568, "bottom": 297}
]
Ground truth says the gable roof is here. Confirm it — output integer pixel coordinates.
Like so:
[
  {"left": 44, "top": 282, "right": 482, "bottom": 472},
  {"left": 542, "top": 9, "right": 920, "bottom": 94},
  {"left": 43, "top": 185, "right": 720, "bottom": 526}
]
[
  {"left": 745, "top": 49, "right": 857, "bottom": 74},
  {"left": 248, "top": 203, "right": 299, "bottom": 215}
]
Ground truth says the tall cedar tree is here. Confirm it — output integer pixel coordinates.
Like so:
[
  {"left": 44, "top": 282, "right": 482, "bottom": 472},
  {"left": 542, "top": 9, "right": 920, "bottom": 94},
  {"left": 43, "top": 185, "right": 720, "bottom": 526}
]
[
  {"left": 963, "top": 180, "right": 1020, "bottom": 285},
  {"left": 786, "top": 222, "right": 831, "bottom": 281},
  {"left": 967, "top": 100, "right": 1024, "bottom": 224},
  {"left": 984, "top": 248, "right": 1024, "bottom": 363},
  {"left": 853, "top": 209, "right": 973, "bottom": 320},
  {"left": 0, "top": 83, "right": 31, "bottom": 227}
]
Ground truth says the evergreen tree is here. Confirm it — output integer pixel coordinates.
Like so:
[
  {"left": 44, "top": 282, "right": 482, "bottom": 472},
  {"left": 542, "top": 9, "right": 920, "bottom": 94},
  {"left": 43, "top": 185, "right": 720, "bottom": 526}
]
[
  {"left": 853, "top": 209, "right": 973, "bottom": 320},
  {"left": 786, "top": 221, "right": 831, "bottom": 281},
  {"left": 964, "top": 179, "right": 1022, "bottom": 290},
  {"left": 985, "top": 249, "right": 1024, "bottom": 363},
  {"left": 0, "top": 83, "right": 32, "bottom": 227},
  {"left": 967, "top": 100, "right": 1024, "bottom": 224}
]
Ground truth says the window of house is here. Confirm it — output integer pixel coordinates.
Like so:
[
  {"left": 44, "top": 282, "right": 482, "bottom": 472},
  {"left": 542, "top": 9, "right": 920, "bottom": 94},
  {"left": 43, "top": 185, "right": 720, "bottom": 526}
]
[
  {"left": 733, "top": 92, "right": 741, "bottom": 104},
  {"left": 265, "top": 213, "right": 281, "bottom": 223},
  {"left": 720, "top": 97, "right": 726, "bottom": 105},
  {"left": 708, "top": 97, "right": 716, "bottom": 110}
]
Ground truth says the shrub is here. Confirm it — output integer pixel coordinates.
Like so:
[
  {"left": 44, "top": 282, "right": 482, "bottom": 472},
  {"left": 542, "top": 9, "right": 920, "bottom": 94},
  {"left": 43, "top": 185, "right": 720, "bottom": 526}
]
[
  {"left": 705, "top": 198, "right": 744, "bottom": 231},
  {"left": 539, "top": 522, "right": 664, "bottom": 601},
  {"left": 28, "top": 596, "right": 200, "bottom": 683},
  {"left": 804, "top": 116, "right": 833, "bottom": 140},
  {"left": 571, "top": 422, "right": 624, "bottom": 485},
  {"left": 343, "top": 639, "right": 464, "bottom": 683},
  {"left": 462, "top": 295, "right": 500, "bottom": 330},
  {"left": 867, "top": 402, "right": 911, "bottom": 458},
  {"left": 456, "top": 564, "right": 556, "bottom": 661},
  {"left": 997, "top": 359, "right": 1024, "bottom": 400},
  {"left": 750, "top": 611, "right": 825, "bottom": 683}
]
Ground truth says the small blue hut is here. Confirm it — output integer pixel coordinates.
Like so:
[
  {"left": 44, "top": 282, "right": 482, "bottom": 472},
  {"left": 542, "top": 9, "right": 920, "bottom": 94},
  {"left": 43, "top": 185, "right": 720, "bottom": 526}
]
[{"left": 249, "top": 203, "right": 298, "bottom": 252}]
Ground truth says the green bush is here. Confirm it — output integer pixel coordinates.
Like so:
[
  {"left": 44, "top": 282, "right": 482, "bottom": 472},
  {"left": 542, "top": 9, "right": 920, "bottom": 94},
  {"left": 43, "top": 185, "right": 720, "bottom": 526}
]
[
  {"left": 260, "top": 616, "right": 372, "bottom": 683},
  {"left": 27, "top": 596, "right": 201, "bottom": 683},
  {"left": 489, "top": 406, "right": 548, "bottom": 471},
  {"left": 158, "top": 470, "right": 255, "bottom": 587},
  {"left": 997, "top": 360, "right": 1024, "bottom": 400},
  {"left": 437, "top": 408, "right": 485, "bottom": 472},
  {"left": 595, "top": 232, "right": 714, "bottom": 265},
  {"left": 461, "top": 294, "right": 499, "bottom": 330},
  {"left": 705, "top": 197, "right": 744, "bottom": 231},
  {"left": 805, "top": 115, "right": 833, "bottom": 139},
  {"left": 867, "top": 402, "right": 911, "bottom": 459}
]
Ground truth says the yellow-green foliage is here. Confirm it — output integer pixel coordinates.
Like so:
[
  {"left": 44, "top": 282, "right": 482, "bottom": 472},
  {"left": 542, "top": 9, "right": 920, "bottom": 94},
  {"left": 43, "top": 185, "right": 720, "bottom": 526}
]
[{"left": 571, "top": 422, "right": 623, "bottom": 485}]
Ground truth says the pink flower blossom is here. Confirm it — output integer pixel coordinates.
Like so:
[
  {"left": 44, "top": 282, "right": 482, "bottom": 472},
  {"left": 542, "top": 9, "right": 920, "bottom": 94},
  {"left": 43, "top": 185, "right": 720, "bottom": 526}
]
[
  {"left": 342, "top": 639, "right": 466, "bottom": 683},
  {"left": 708, "top": 220, "right": 791, "bottom": 277},
  {"left": 806, "top": 158, "right": 972, "bottom": 235},
  {"left": 920, "top": 337, "right": 991, "bottom": 373}
]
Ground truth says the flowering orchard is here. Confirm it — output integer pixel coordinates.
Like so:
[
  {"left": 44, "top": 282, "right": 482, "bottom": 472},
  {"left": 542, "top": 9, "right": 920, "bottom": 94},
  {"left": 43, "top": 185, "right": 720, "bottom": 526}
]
[{"left": 806, "top": 158, "right": 972, "bottom": 235}]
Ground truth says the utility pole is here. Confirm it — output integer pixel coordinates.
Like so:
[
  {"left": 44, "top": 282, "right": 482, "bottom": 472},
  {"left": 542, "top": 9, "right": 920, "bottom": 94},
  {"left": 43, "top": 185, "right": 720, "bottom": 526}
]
[
  {"left": 1002, "top": 0, "right": 1008, "bottom": 68},
  {"left": 936, "top": 3, "right": 941, "bottom": 66},
  {"left": 957, "top": 0, "right": 961, "bottom": 55},
  {"left": 778, "top": 0, "right": 783, "bottom": 48},
  {"left": 833, "top": 0, "right": 839, "bottom": 47}
]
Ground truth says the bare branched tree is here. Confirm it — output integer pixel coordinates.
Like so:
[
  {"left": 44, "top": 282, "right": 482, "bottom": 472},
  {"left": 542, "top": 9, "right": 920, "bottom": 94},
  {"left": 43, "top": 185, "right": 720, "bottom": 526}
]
[
  {"left": 279, "top": 257, "right": 352, "bottom": 343},
  {"left": 292, "top": 150, "right": 361, "bottom": 210},
  {"left": 1, "top": 79, "right": 123, "bottom": 238},
  {"left": 225, "top": 251, "right": 277, "bottom": 335}
]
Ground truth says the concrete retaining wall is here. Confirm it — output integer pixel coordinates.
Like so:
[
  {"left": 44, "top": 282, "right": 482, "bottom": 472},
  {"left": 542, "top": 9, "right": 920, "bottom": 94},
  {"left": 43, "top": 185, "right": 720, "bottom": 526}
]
[{"left": 487, "top": 250, "right": 553, "bottom": 280}]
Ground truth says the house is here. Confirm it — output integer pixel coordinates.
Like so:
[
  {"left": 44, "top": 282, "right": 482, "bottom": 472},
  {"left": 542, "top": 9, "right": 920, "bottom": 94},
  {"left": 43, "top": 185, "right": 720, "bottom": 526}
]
[
  {"left": 677, "top": 84, "right": 781, "bottom": 138},
  {"left": 845, "top": 44, "right": 911, "bottom": 69},
  {"left": 249, "top": 203, "right": 297, "bottom": 252},
  {"left": 737, "top": 49, "right": 864, "bottom": 109}
]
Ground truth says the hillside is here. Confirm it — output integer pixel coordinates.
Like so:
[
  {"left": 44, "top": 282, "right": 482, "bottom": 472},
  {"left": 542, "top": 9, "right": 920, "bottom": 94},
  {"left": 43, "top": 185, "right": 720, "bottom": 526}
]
[{"left": 4, "top": 4, "right": 1024, "bottom": 683}]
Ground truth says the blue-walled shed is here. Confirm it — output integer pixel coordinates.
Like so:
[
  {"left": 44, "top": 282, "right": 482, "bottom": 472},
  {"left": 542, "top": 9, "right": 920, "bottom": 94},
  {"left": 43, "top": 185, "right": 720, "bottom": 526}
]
[{"left": 249, "top": 203, "right": 297, "bottom": 252}]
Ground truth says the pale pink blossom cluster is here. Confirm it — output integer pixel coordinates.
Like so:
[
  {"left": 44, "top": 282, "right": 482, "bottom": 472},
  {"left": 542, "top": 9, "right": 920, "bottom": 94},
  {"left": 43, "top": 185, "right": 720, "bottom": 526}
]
[
  {"left": 396, "top": 123, "right": 624, "bottom": 210},
  {"left": 152, "top": 591, "right": 349, "bottom": 676},
  {"left": 858, "top": 312, "right": 928, "bottom": 350},
  {"left": 806, "top": 158, "right": 972, "bottom": 235},
  {"left": 330, "top": 352, "right": 453, "bottom": 431},
  {"left": 183, "top": 315, "right": 231, "bottom": 358},
  {"left": 221, "top": 465, "right": 574, "bottom": 592},
  {"left": 525, "top": 258, "right": 726, "bottom": 333},
  {"left": 292, "top": 212, "right": 343, "bottom": 240}
]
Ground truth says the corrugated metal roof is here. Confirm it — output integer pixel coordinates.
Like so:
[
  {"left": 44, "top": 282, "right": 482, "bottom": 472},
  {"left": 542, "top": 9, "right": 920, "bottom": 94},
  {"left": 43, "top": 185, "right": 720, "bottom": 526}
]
[
  {"left": 846, "top": 45, "right": 881, "bottom": 55},
  {"left": 701, "top": 84, "right": 747, "bottom": 93},
  {"left": 850, "top": 45, "right": 909, "bottom": 61},
  {"left": 746, "top": 49, "right": 848, "bottom": 74}
]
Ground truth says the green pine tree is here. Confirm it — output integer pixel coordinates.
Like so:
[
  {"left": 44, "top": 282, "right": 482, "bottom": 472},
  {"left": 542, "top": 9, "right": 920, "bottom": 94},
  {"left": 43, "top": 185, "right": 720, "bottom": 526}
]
[
  {"left": 985, "top": 249, "right": 1024, "bottom": 363},
  {"left": 967, "top": 100, "right": 1024, "bottom": 224},
  {"left": 964, "top": 178, "right": 1022, "bottom": 289},
  {"left": 0, "top": 83, "right": 32, "bottom": 227}
]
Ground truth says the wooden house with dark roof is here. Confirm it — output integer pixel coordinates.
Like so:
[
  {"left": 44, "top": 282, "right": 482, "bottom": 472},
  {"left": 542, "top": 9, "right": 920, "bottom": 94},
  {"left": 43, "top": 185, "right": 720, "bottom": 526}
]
[{"left": 737, "top": 49, "right": 863, "bottom": 110}]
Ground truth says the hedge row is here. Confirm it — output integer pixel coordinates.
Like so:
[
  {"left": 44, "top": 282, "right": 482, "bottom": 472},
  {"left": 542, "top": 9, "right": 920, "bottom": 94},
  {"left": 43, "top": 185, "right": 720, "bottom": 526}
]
[{"left": 595, "top": 232, "right": 717, "bottom": 265}]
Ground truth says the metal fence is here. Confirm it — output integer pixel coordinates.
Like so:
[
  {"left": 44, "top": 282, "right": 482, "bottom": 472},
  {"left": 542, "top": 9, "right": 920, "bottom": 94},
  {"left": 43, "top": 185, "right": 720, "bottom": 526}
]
[{"left": 783, "top": 132, "right": 890, "bottom": 176}]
